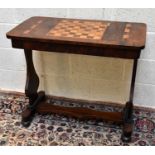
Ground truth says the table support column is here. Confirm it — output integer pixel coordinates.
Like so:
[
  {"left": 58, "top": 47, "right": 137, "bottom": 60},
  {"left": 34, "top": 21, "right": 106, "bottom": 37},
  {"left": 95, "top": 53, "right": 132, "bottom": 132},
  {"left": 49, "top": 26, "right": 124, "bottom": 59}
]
[
  {"left": 122, "top": 59, "right": 138, "bottom": 142},
  {"left": 24, "top": 49, "right": 39, "bottom": 103}
]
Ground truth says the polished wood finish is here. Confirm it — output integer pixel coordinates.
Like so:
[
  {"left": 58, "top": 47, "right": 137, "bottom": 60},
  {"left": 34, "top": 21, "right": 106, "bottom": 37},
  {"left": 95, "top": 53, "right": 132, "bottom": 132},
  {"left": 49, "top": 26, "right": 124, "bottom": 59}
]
[
  {"left": 11, "top": 39, "right": 141, "bottom": 59},
  {"left": 37, "top": 102, "right": 123, "bottom": 123},
  {"left": 7, "top": 16, "right": 146, "bottom": 49},
  {"left": 6, "top": 16, "right": 146, "bottom": 142},
  {"left": 22, "top": 90, "right": 45, "bottom": 127},
  {"left": 122, "top": 101, "right": 134, "bottom": 142},
  {"left": 129, "top": 59, "right": 138, "bottom": 103},
  {"left": 24, "top": 49, "right": 39, "bottom": 102}
]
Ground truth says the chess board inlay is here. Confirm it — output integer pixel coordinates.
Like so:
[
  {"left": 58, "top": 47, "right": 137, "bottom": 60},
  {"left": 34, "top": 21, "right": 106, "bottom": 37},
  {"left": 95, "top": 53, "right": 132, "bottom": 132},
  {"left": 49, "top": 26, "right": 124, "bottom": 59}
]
[{"left": 46, "top": 20, "right": 111, "bottom": 40}]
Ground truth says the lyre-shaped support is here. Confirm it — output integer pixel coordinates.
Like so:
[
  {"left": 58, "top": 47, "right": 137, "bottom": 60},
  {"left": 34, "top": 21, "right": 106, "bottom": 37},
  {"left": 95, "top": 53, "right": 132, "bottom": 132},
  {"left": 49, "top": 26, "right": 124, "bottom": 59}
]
[{"left": 22, "top": 49, "right": 45, "bottom": 127}]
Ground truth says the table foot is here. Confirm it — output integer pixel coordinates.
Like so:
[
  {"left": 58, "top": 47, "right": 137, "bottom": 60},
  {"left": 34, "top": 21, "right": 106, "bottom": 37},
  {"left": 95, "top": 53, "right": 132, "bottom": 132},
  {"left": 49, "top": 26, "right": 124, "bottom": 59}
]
[
  {"left": 121, "top": 101, "right": 133, "bottom": 142},
  {"left": 22, "top": 91, "right": 45, "bottom": 127},
  {"left": 121, "top": 123, "right": 133, "bottom": 142},
  {"left": 21, "top": 107, "right": 35, "bottom": 127}
]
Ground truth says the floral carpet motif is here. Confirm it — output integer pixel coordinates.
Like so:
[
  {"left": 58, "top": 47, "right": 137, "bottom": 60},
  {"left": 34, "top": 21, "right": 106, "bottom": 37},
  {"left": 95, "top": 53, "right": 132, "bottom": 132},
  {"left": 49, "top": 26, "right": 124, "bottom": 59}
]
[{"left": 0, "top": 92, "right": 155, "bottom": 146}]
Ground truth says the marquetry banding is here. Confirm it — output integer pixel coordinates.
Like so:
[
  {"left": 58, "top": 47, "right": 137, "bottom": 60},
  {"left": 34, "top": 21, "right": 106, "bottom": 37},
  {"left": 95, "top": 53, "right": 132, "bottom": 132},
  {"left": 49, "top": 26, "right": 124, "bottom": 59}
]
[
  {"left": 37, "top": 20, "right": 42, "bottom": 24},
  {"left": 126, "top": 24, "right": 132, "bottom": 27},
  {"left": 124, "top": 28, "right": 130, "bottom": 33},
  {"left": 23, "top": 30, "right": 31, "bottom": 35},
  {"left": 31, "top": 25, "right": 37, "bottom": 29},
  {"left": 23, "top": 20, "right": 43, "bottom": 35},
  {"left": 46, "top": 19, "right": 111, "bottom": 40},
  {"left": 123, "top": 34, "right": 129, "bottom": 39},
  {"left": 123, "top": 23, "right": 132, "bottom": 40}
]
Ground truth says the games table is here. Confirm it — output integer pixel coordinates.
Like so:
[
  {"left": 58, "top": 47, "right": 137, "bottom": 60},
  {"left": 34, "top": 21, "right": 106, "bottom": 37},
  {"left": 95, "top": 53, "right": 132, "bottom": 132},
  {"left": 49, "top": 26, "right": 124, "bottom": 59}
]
[{"left": 6, "top": 16, "right": 146, "bottom": 142}]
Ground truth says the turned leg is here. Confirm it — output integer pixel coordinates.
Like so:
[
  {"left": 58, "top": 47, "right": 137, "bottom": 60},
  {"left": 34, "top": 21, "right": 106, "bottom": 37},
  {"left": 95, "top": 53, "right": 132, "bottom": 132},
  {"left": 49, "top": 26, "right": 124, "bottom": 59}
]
[
  {"left": 121, "top": 59, "right": 138, "bottom": 142},
  {"left": 122, "top": 101, "right": 133, "bottom": 142},
  {"left": 22, "top": 49, "right": 45, "bottom": 127}
]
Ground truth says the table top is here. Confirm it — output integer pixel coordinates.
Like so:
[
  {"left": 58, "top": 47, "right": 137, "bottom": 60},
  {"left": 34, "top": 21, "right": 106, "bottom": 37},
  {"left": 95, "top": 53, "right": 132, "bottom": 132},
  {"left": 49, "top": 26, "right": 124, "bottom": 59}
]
[{"left": 6, "top": 16, "right": 146, "bottom": 49}]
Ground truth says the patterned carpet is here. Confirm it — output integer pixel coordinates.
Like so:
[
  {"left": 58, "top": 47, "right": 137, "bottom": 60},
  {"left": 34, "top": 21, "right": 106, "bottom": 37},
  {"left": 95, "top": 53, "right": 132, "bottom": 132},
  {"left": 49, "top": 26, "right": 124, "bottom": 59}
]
[{"left": 0, "top": 92, "right": 155, "bottom": 146}]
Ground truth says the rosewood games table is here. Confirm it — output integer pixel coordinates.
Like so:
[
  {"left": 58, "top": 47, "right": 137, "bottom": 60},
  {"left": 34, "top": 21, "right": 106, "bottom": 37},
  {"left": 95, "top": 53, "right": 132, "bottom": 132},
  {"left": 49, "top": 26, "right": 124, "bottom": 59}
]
[{"left": 6, "top": 16, "right": 146, "bottom": 142}]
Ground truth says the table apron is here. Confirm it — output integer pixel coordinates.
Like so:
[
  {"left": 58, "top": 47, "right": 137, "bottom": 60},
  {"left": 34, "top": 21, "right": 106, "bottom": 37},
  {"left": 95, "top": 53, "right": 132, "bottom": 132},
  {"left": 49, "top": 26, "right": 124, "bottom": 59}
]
[{"left": 11, "top": 39, "right": 141, "bottom": 59}]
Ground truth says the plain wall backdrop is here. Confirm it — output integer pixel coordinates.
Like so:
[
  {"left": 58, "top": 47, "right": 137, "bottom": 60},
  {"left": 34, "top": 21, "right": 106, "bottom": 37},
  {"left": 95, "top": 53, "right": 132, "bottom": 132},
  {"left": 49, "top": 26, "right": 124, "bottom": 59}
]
[{"left": 0, "top": 8, "right": 155, "bottom": 108}]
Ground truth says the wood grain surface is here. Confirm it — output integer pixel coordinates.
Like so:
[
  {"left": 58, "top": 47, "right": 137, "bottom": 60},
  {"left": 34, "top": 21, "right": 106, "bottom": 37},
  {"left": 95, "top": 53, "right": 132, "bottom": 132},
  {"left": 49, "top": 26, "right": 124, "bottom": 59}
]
[{"left": 6, "top": 16, "right": 146, "bottom": 49}]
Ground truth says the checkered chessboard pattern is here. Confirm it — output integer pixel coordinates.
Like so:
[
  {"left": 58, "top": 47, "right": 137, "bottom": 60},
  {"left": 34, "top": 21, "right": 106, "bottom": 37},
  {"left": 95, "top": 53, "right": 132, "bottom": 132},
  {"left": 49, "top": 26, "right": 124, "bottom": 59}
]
[{"left": 46, "top": 20, "right": 111, "bottom": 40}]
